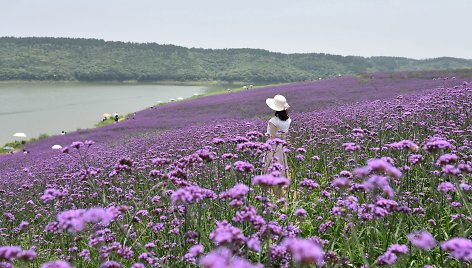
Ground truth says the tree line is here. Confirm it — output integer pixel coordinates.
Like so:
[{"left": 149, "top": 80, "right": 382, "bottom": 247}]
[{"left": 1, "top": 37, "right": 471, "bottom": 83}]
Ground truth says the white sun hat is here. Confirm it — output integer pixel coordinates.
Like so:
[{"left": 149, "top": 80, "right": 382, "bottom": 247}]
[{"left": 266, "top": 94, "right": 290, "bottom": 111}]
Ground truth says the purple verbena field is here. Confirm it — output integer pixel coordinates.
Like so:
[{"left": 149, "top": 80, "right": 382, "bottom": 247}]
[{"left": 0, "top": 71, "right": 471, "bottom": 267}]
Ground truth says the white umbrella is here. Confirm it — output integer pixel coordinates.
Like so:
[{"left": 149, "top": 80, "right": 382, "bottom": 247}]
[
  {"left": 3, "top": 146, "right": 14, "bottom": 150},
  {"left": 13, "top": 133, "right": 27, "bottom": 138},
  {"left": 102, "top": 113, "right": 111, "bottom": 118},
  {"left": 177, "top": 97, "right": 184, "bottom": 100},
  {"left": 169, "top": 98, "right": 176, "bottom": 102},
  {"left": 51, "top": 145, "right": 63, "bottom": 150}
]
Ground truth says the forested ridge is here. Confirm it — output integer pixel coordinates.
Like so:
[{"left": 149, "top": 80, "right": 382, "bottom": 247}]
[{"left": 1, "top": 36, "right": 472, "bottom": 83}]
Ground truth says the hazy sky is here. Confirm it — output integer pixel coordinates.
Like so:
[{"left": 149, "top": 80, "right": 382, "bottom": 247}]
[{"left": 1, "top": 0, "right": 470, "bottom": 59}]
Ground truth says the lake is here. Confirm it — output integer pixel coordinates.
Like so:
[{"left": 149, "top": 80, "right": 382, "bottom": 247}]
[{"left": 0, "top": 83, "right": 210, "bottom": 146}]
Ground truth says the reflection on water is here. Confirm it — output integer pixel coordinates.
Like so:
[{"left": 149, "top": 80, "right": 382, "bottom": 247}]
[{"left": 0, "top": 83, "right": 208, "bottom": 145}]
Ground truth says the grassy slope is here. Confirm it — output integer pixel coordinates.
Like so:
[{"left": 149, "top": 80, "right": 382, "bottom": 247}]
[{"left": 0, "top": 71, "right": 470, "bottom": 267}]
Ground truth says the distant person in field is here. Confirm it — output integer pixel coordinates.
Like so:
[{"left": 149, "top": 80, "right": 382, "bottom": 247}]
[
  {"left": 264, "top": 94, "right": 291, "bottom": 179},
  {"left": 114, "top": 112, "right": 119, "bottom": 123}
]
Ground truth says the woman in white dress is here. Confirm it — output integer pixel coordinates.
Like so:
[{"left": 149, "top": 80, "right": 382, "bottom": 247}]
[{"left": 264, "top": 94, "right": 291, "bottom": 178}]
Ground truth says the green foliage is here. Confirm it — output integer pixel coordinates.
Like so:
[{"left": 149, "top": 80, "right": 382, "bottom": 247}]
[
  {"left": 1, "top": 37, "right": 472, "bottom": 83},
  {"left": 0, "top": 134, "right": 49, "bottom": 154},
  {"left": 0, "top": 140, "right": 24, "bottom": 154}
]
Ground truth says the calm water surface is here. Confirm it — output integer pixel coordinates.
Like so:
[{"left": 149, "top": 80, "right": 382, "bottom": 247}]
[{"left": 0, "top": 83, "right": 209, "bottom": 145}]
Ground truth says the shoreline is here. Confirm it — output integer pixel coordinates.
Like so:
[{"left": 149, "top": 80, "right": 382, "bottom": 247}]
[
  {"left": 0, "top": 80, "right": 261, "bottom": 87},
  {"left": 0, "top": 82, "right": 282, "bottom": 154}
]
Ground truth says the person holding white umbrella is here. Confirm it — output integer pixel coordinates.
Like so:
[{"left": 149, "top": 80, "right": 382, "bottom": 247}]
[
  {"left": 13, "top": 132, "right": 28, "bottom": 145},
  {"left": 13, "top": 132, "right": 27, "bottom": 138},
  {"left": 102, "top": 113, "right": 111, "bottom": 122}
]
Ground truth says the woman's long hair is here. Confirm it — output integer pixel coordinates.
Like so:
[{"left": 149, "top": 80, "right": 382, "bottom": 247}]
[{"left": 275, "top": 110, "right": 289, "bottom": 121}]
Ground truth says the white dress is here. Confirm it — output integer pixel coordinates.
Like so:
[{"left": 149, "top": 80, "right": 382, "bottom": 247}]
[{"left": 264, "top": 116, "right": 291, "bottom": 177}]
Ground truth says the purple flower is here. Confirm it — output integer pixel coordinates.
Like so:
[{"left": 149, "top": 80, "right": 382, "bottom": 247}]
[
  {"left": 375, "top": 252, "right": 397, "bottom": 266},
  {"left": 212, "top": 138, "right": 224, "bottom": 144},
  {"left": 294, "top": 208, "right": 307, "bottom": 217},
  {"left": 442, "top": 165, "right": 460, "bottom": 175},
  {"left": 247, "top": 236, "right": 262, "bottom": 252},
  {"left": 387, "top": 244, "right": 408, "bottom": 255},
  {"left": 436, "top": 153, "right": 458, "bottom": 166},
  {"left": 339, "top": 170, "right": 352, "bottom": 178},
  {"left": 296, "top": 147, "right": 307, "bottom": 154},
  {"left": 281, "top": 238, "right": 324, "bottom": 265},
  {"left": 219, "top": 184, "right": 250, "bottom": 207},
  {"left": 84, "top": 140, "right": 95, "bottom": 146},
  {"left": 343, "top": 142, "right": 361, "bottom": 151},
  {"left": 460, "top": 182, "right": 471, "bottom": 191},
  {"left": 200, "top": 247, "right": 231, "bottom": 268},
  {"left": 171, "top": 186, "right": 216, "bottom": 205},
  {"left": 299, "top": 178, "right": 320, "bottom": 189},
  {"left": 319, "top": 220, "right": 333, "bottom": 234},
  {"left": 423, "top": 137, "right": 455, "bottom": 152},
  {"left": 41, "top": 260, "right": 72, "bottom": 268},
  {"left": 367, "top": 158, "right": 390, "bottom": 172},
  {"left": 437, "top": 182, "right": 456, "bottom": 194},
  {"left": 0, "top": 246, "right": 22, "bottom": 261},
  {"left": 233, "top": 206, "right": 266, "bottom": 229},
  {"left": 331, "top": 177, "right": 351, "bottom": 188},
  {"left": 363, "top": 175, "right": 395, "bottom": 197},
  {"left": 16, "top": 248, "right": 36, "bottom": 261},
  {"left": 458, "top": 163, "right": 472, "bottom": 173},
  {"left": 3, "top": 213, "right": 15, "bottom": 222},
  {"left": 83, "top": 207, "right": 115, "bottom": 225},
  {"left": 407, "top": 231, "right": 436, "bottom": 251},
  {"left": 440, "top": 237, "right": 472, "bottom": 263},
  {"left": 57, "top": 207, "right": 116, "bottom": 233},
  {"left": 40, "top": 188, "right": 63, "bottom": 203},
  {"left": 70, "top": 141, "right": 84, "bottom": 149},
  {"left": 199, "top": 247, "right": 261, "bottom": 268},
  {"left": 183, "top": 244, "right": 204, "bottom": 264},
  {"left": 387, "top": 140, "right": 419, "bottom": 151},
  {"left": 252, "top": 174, "right": 289, "bottom": 187},
  {"left": 354, "top": 158, "right": 402, "bottom": 179},
  {"left": 375, "top": 243, "right": 408, "bottom": 266},
  {"left": 209, "top": 220, "right": 246, "bottom": 246},
  {"left": 233, "top": 161, "right": 254, "bottom": 173},
  {"left": 188, "top": 244, "right": 204, "bottom": 257},
  {"left": 409, "top": 154, "right": 423, "bottom": 165},
  {"left": 101, "top": 261, "right": 122, "bottom": 268},
  {"left": 0, "top": 262, "right": 13, "bottom": 268}
]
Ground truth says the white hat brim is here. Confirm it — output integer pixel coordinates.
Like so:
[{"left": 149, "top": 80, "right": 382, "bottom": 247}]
[{"left": 266, "top": 98, "right": 285, "bottom": 111}]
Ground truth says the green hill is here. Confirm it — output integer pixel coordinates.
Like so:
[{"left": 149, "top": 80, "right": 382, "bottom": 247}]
[{"left": 1, "top": 36, "right": 471, "bottom": 83}]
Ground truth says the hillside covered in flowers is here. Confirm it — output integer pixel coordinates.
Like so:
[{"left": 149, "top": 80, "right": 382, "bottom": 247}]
[{"left": 0, "top": 71, "right": 471, "bottom": 267}]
